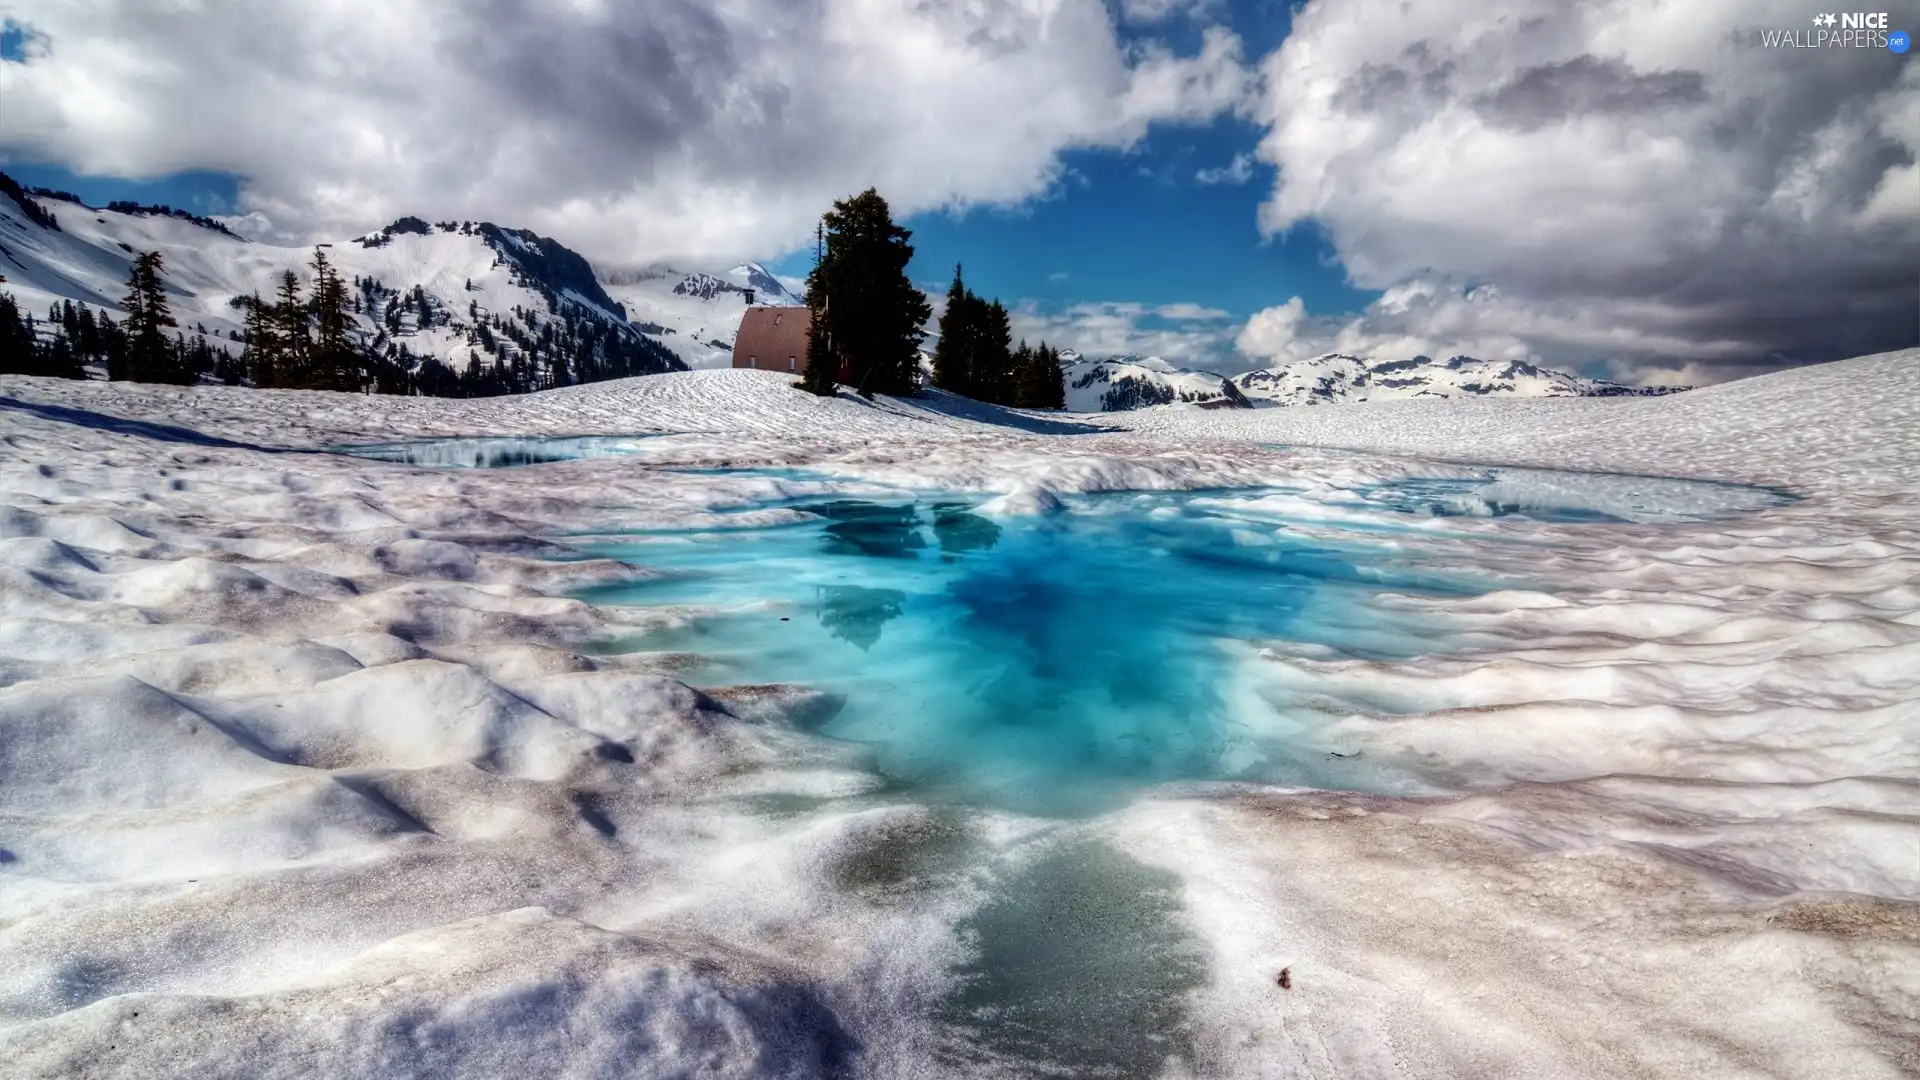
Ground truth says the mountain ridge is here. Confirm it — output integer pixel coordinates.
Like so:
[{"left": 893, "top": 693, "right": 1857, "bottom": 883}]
[
  {"left": 1060, "top": 350, "right": 1684, "bottom": 412},
  {"left": 0, "top": 179, "right": 765, "bottom": 385}
]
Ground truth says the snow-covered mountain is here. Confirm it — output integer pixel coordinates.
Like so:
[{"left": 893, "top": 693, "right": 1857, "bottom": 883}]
[
  {"left": 1233, "top": 353, "right": 1682, "bottom": 405},
  {"left": 0, "top": 184, "right": 684, "bottom": 385},
  {"left": 600, "top": 263, "right": 805, "bottom": 369},
  {"left": 1061, "top": 351, "right": 1682, "bottom": 413},
  {"left": 0, "top": 175, "right": 804, "bottom": 380},
  {"left": 1061, "top": 353, "right": 1250, "bottom": 412}
]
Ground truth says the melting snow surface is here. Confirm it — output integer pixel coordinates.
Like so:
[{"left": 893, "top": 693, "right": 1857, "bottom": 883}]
[
  {"left": 0, "top": 350, "right": 1916, "bottom": 1079},
  {"left": 335, "top": 434, "right": 663, "bottom": 468}
]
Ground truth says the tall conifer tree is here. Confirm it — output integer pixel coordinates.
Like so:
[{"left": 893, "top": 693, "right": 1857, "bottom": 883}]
[
  {"left": 1011, "top": 340, "right": 1040, "bottom": 408},
  {"left": 120, "top": 251, "right": 183, "bottom": 383},
  {"left": 309, "top": 248, "right": 357, "bottom": 391},
  {"left": 970, "top": 299, "right": 1012, "bottom": 404},
  {"left": 802, "top": 189, "right": 930, "bottom": 397},
  {"left": 1041, "top": 343, "right": 1067, "bottom": 409},
  {"left": 931, "top": 264, "right": 973, "bottom": 396},
  {"left": 241, "top": 292, "right": 277, "bottom": 387},
  {"left": 271, "top": 270, "right": 311, "bottom": 387}
]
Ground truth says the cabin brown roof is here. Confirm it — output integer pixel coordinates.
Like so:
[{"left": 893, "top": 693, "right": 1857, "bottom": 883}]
[{"left": 732, "top": 306, "right": 813, "bottom": 373}]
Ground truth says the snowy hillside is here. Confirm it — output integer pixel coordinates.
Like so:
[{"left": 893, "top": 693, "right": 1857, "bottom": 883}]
[
  {"left": 0, "top": 180, "right": 683, "bottom": 385},
  {"left": 1062, "top": 353, "right": 1250, "bottom": 412},
  {"left": 599, "top": 262, "right": 804, "bottom": 369},
  {"left": 1060, "top": 350, "right": 1679, "bottom": 413},
  {"left": 0, "top": 175, "right": 810, "bottom": 379}
]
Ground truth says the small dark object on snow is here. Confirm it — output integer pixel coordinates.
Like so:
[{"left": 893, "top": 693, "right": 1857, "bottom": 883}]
[
  {"left": 1328, "top": 751, "right": 1359, "bottom": 759},
  {"left": 1277, "top": 967, "right": 1292, "bottom": 990},
  {"left": 780, "top": 617, "right": 790, "bottom": 621}
]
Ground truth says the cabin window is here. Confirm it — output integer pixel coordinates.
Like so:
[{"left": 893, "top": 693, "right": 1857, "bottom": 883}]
[
  {"left": 788, "top": 356, "right": 796, "bottom": 372},
  {"left": 749, "top": 355, "right": 757, "bottom": 368}
]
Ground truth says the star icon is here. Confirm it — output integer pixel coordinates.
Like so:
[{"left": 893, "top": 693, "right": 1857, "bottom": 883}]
[
  {"left": 1812, "top": 13, "right": 1824, "bottom": 25},
  {"left": 1823, "top": 13, "right": 1839, "bottom": 26}
]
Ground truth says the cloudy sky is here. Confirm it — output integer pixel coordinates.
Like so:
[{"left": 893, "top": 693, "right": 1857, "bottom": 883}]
[{"left": 1, "top": 0, "right": 1914, "bottom": 382}]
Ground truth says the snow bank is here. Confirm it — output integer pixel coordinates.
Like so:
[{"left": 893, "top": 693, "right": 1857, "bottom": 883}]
[
  {"left": 2, "top": 908, "right": 856, "bottom": 1080},
  {"left": 0, "top": 350, "right": 1915, "bottom": 1076}
]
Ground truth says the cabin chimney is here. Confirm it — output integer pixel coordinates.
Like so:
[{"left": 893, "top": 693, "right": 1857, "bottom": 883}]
[{"left": 744, "top": 288, "right": 755, "bottom": 306}]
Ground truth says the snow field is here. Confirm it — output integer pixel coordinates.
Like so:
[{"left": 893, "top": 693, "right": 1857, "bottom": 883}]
[{"left": 0, "top": 350, "right": 1915, "bottom": 1076}]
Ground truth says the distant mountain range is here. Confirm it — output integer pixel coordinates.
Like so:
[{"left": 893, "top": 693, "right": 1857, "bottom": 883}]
[
  {"left": 2, "top": 174, "right": 1679, "bottom": 409},
  {"left": 1060, "top": 351, "right": 1685, "bottom": 412},
  {"left": 0, "top": 175, "right": 802, "bottom": 382}
]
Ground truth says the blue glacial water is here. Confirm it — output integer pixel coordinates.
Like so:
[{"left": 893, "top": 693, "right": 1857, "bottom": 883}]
[
  {"left": 575, "top": 489, "right": 1508, "bottom": 815},
  {"left": 569, "top": 463, "right": 1791, "bottom": 815},
  {"left": 556, "top": 462, "right": 1794, "bottom": 1072},
  {"left": 333, "top": 434, "right": 660, "bottom": 468}
]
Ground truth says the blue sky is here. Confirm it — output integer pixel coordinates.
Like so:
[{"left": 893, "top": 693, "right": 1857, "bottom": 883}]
[{"left": 781, "top": 127, "right": 1379, "bottom": 322}]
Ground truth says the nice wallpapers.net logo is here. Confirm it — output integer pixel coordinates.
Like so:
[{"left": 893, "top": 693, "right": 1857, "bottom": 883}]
[{"left": 1760, "top": 11, "right": 1909, "bottom": 49}]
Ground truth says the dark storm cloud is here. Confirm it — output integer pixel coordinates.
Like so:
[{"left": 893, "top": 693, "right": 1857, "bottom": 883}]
[
  {"left": 1472, "top": 56, "right": 1707, "bottom": 131},
  {"left": 1245, "top": 0, "right": 1920, "bottom": 382}
]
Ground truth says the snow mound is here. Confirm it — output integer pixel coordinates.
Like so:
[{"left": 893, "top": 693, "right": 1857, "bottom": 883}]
[
  {"left": 2, "top": 908, "right": 853, "bottom": 1080},
  {"left": 0, "top": 348, "right": 1914, "bottom": 1076}
]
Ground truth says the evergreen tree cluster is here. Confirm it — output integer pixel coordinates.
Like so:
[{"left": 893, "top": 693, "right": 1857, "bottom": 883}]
[
  {"left": 0, "top": 294, "right": 89, "bottom": 378},
  {"left": 240, "top": 245, "right": 677, "bottom": 397},
  {"left": 800, "top": 189, "right": 931, "bottom": 398},
  {"left": 102, "top": 201, "right": 242, "bottom": 239},
  {"left": 239, "top": 250, "right": 364, "bottom": 391},
  {"left": 930, "top": 265, "right": 1067, "bottom": 409},
  {"left": 0, "top": 172, "right": 62, "bottom": 232},
  {"left": 1, "top": 255, "right": 240, "bottom": 383}
]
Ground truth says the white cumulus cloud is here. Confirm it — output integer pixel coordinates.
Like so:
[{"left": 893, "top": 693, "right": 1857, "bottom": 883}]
[
  {"left": 0, "top": 0, "right": 1254, "bottom": 267},
  {"left": 1194, "top": 151, "right": 1255, "bottom": 185},
  {"left": 1012, "top": 299, "right": 1241, "bottom": 365}
]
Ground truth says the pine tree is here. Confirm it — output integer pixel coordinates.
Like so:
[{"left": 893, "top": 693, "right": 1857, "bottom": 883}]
[
  {"left": 241, "top": 292, "right": 277, "bottom": 387},
  {"left": 271, "top": 270, "right": 311, "bottom": 387},
  {"left": 802, "top": 189, "right": 930, "bottom": 397},
  {"left": 120, "top": 251, "right": 185, "bottom": 383},
  {"left": 800, "top": 293, "right": 838, "bottom": 395},
  {"left": 960, "top": 298, "right": 1011, "bottom": 404},
  {"left": 1041, "top": 343, "right": 1066, "bottom": 409},
  {"left": 931, "top": 264, "right": 974, "bottom": 395},
  {"left": 309, "top": 248, "right": 358, "bottom": 391},
  {"left": 799, "top": 219, "right": 837, "bottom": 395},
  {"left": 1011, "top": 340, "right": 1038, "bottom": 408}
]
